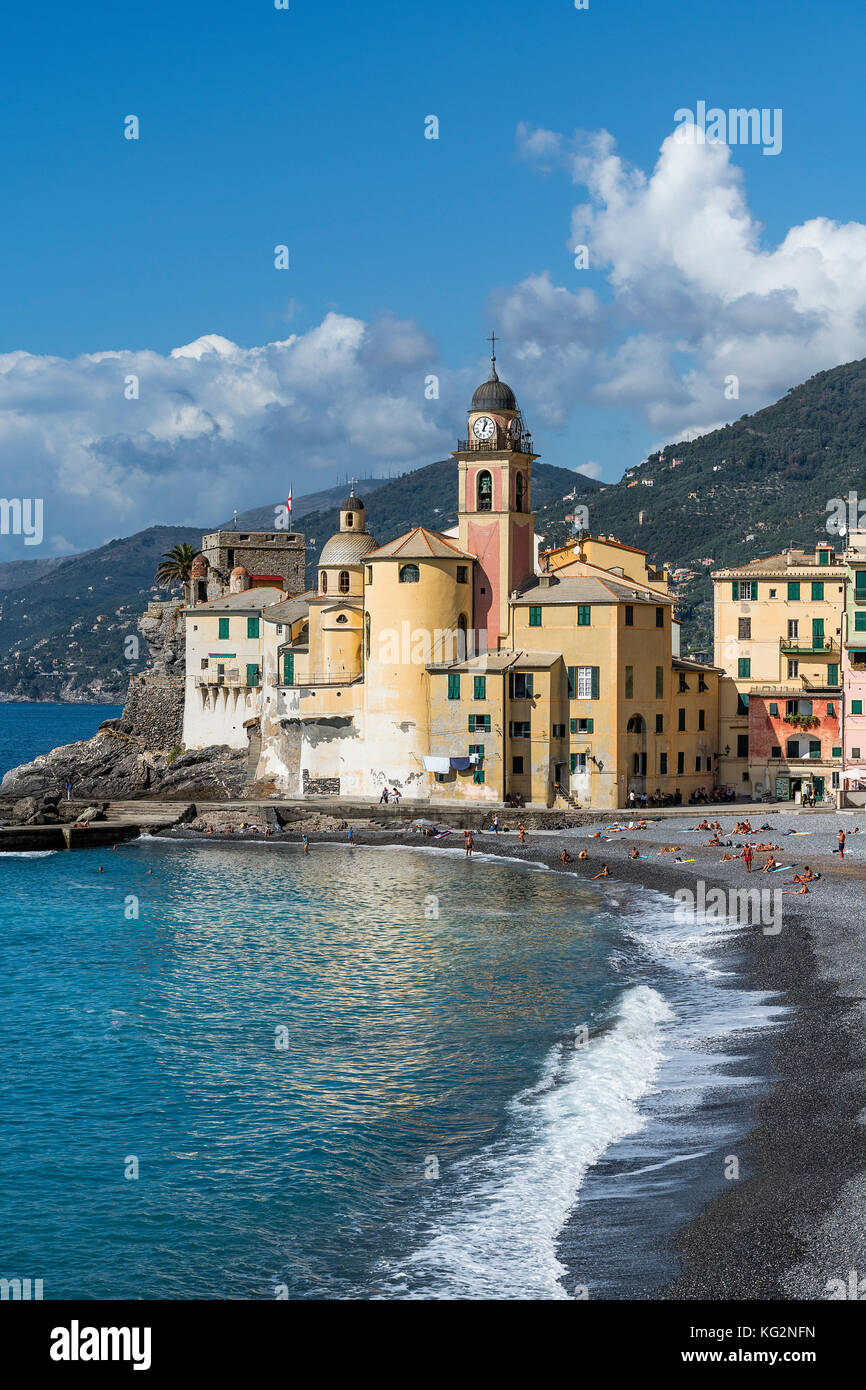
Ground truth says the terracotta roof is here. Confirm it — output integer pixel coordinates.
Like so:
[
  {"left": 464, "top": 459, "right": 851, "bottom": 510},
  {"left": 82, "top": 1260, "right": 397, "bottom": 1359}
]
[{"left": 367, "top": 526, "right": 475, "bottom": 560}]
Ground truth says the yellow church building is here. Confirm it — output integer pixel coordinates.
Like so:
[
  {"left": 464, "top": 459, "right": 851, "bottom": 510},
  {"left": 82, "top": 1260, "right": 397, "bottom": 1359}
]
[{"left": 182, "top": 353, "right": 720, "bottom": 808}]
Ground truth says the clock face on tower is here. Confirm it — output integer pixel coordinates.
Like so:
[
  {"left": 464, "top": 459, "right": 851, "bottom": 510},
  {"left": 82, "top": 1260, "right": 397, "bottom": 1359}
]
[
  {"left": 472, "top": 415, "right": 496, "bottom": 441},
  {"left": 509, "top": 416, "right": 521, "bottom": 440}
]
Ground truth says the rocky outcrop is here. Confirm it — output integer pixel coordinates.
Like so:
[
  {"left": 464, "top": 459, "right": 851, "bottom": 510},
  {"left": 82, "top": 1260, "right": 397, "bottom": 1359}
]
[
  {"left": 0, "top": 728, "right": 249, "bottom": 802},
  {"left": 140, "top": 601, "right": 186, "bottom": 678},
  {"left": 0, "top": 596, "right": 253, "bottom": 802}
]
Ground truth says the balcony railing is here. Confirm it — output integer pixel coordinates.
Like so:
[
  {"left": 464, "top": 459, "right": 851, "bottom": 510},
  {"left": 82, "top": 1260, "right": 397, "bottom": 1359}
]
[
  {"left": 195, "top": 669, "right": 260, "bottom": 688},
  {"left": 780, "top": 637, "right": 837, "bottom": 653},
  {"left": 457, "top": 434, "right": 534, "bottom": 454},
  {"left": 280, "top": 671, "right": 363, "bottom": 688}
]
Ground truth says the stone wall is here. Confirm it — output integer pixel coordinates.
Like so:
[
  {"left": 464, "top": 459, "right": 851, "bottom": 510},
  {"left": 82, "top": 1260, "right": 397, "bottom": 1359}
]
[
  {"left": 120, "top": 674, "right": 185, "bottom": 751},
  {"left": 302, "top": 769, "right": 341, "bottom": 796}
]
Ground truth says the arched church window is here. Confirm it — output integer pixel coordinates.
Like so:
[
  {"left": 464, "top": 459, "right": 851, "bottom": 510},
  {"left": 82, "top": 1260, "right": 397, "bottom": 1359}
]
[
  {"left": 515, "top": 472, "right": 525, "bottom": 513},
  {"left": 346, "top": 513, "right": 354, "bottom": 528},
  {"left": 339, "top": 570, "right": 350, "bottom": 593},
  {"left": 399, "top": 564, "right": 420, "bottom": 583},
  {"left": 321, "top": 571, "right": 328, "bottom": 594},
  {"left": 477, "top": 471, "right": 492, "bottom": 512}
]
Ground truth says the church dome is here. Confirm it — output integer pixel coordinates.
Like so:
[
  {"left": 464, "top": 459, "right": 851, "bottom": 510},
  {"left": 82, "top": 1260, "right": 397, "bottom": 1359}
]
[
  {"left": 471, "top": 362, "right": 516, "bottom": 412},
  {"left": 318, "top": 530, "right": 378, "bottom": 566},
  {"left": 339, "top": 493, "right": 364, "bottom": 511}
]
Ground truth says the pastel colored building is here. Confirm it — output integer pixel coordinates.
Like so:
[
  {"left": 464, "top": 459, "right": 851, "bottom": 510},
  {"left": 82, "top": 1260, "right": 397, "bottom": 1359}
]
[
  {"left": 712, "top": 544, "right": 844, "bottom": 801},
  {"left": 841, "top": 530, "right": 866, "bottom": 799},
  {"left": 181, "top": 354, "right": 719, "bottom": 807}
]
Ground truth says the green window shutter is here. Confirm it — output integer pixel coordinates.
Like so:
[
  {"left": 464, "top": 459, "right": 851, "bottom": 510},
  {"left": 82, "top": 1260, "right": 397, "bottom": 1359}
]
[
  {"left": 529, "top": 605, "right": 542, "bottom": 627},
  {"left": 738, "top": 658, "right": 751, "bottom": 678},
  {"left": 569, "top": 753, "right": 577, "bottom": 773},
  {"left": 811, "top": 581, "right": 824, "bottom": 600},
  {"left": 769, "top": 702, "right": 778, "bottom": 716},
  {"left": 788, "top": 581, "right": 800, "bottom": 601},
  {"left": 525, "top": 673, "right": 533, "bottom": 697},
  {"left": 586, "top": 718, "right": 594, "bottom": 733},
  {"left": 809, "top": 739, "right": 820, "bottom": 757},
  {"left": 567, "top": 665, "right": 576, "bottom": 698},
  {"left": 731, "top": 582, "right": 738, "bottom": 599},
  {"left": 577, "top": 605, "right": 590, "bottom": 626},
  {"left": 855, "top": 613, "right": 866, "bottom": 631},
  {"left": 751, "top": 581, "right": 758, "bottom": 600},
  {"left": 247, "top": 615, "right": 260, "bottom": 638},
  {"left": 218, "top": 617, "right": 229, "bottom": 639},
  {"left": 246, "top": 663, "right": 260, "bottom": 686},
  {"left": 856, "top": 571, "right": 866, "bottom": 595},
  {"left": 853, "top": 700, "right": 863, "bottom": 715},
  {"left": 820, "top": 549, "right": 829, "bottom": 566},
  {"left": 812, "top": 618, "right": 824, "bottom": 639},
  {"left": 570, "top": 717, "right": 577, "bottom": 734},
  {"left": 591, "top": 667, "right": 599, "bottom": 700},
  {"left": 832, "top": 745, "right": 842, "bottom": 757},
  {"left": 448, "top": 673, "right": 460, "bottom": 700},
  {"left": 474, "top": 675, "right": 486, "bottom": 700},
  {"left": 655, "top": 665, "right": 663, "bottom": 699},
  {"left": 283, "top": 651, "right": 294, "bottom": 684},
  {"left": 828, "top": 664, "right": 839, "bottom": 685}
]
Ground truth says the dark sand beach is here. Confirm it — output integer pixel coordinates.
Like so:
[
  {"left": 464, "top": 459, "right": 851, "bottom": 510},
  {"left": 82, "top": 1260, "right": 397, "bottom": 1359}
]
[{"left": 159, "top": 809, "right": 866, "bottom": 1300}]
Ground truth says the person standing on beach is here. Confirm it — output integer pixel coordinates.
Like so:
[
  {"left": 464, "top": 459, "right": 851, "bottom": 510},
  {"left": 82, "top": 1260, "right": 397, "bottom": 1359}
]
[
  {"left": 743, "top": 844, "right": 753, "bottom": 873},
  {"left": 302, "top": 834, "right": 309, "bottom": 855},
  {"left": 518, "top": 823, "right": 526, "bottom": 845},
  {"left": 836, "top": 828, "right": 846, "bottom": 859},
  {"left": 490, "top": 814, "right": 501, "bottom": 834},
  {"left": 65, "top": 779, "right": 73, "bottom": 801}
]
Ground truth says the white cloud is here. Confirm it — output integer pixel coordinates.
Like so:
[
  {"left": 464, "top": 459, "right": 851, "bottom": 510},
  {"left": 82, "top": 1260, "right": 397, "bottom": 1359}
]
[
  {"left": 504, "top": 121, "right": 866, "bottom": 441},
  {"left": 578, "top": 460, "right": 603, "bottom": 479},
  {"left": 0, "top": 313, "right": 453, "bottom": 554}
]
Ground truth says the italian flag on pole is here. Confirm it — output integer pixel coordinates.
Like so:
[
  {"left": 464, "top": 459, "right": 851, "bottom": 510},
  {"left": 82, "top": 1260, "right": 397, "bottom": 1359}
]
[{"left": 287, "top": 485, "right": 292, "bottom": 515}]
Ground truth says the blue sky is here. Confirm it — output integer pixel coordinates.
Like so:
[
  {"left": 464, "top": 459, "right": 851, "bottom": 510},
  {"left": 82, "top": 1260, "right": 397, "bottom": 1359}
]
[{"left": 1, "top": 0, "right": 866, "bottom": 552}]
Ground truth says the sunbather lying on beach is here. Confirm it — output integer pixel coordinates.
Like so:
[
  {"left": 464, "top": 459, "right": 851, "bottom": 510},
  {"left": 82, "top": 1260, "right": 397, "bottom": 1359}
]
[
  {"left": 592, "top": 865, "right": 610, "bottom": 878},
  {"left": 720, "top": 852, "right": 740, "bottom": 861},
  {"left": 658, "top": 845, "right": 681, "bottom": 854}
]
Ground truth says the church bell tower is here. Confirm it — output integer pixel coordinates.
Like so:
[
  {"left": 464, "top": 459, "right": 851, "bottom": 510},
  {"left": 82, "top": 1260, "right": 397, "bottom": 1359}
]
[{"left": 455, "top": 336, "right": 537, "bottom": 651}]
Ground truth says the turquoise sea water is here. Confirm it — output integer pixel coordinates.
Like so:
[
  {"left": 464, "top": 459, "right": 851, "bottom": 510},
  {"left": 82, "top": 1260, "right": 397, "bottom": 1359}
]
[
  {"left": 0, "top": 702, "right": 122, "bottom": 780},
  {"left": 0, "top": 835, "right": 783, "bottom": 1300}
]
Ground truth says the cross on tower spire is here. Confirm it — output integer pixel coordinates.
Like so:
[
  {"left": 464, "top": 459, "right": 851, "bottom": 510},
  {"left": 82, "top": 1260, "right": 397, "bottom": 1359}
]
[{"left": 487, "top": 330, "right": 497, "bottom": 366}]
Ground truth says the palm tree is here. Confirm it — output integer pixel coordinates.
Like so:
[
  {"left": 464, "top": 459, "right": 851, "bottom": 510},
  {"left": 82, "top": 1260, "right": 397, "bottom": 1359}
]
[{"left": 155, "top": 543, "right": 200, "bottom": 591}]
